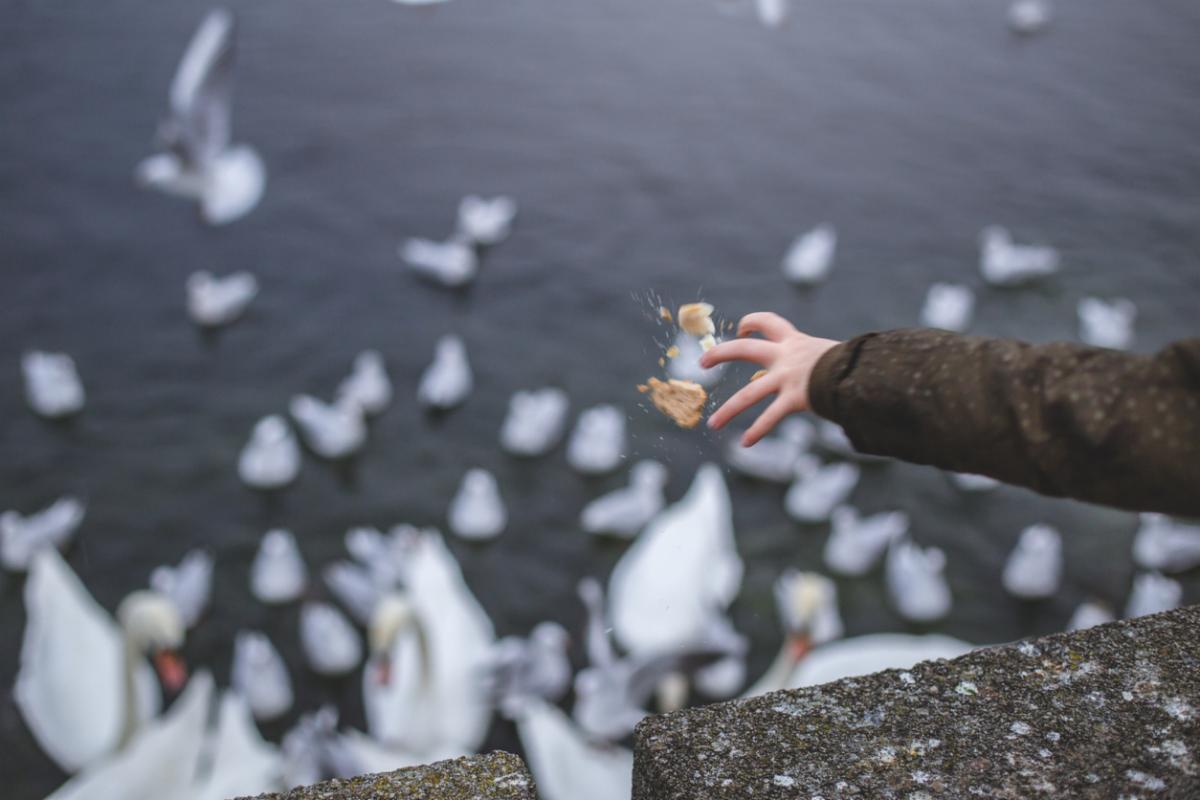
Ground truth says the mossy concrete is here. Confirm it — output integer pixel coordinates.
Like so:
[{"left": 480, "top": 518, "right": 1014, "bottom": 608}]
[
  {"left": 634, "top": 605, "right": 1200, "bottom": 799},
  {"left": 238, "top": 752, "right": 535, "bottom": 800}
]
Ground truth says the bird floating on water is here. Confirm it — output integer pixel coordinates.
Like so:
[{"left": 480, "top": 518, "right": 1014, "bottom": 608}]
[
  {"left": 823, "top": 506, "right": 908, "bottom": 576},
  {"left": 23, "top": 351, "right": 85, "bottom": 419},
  {"left": 755, "top": 0, "right": 788, "bottom": 29},
  {"left": 301, "top": 602, "right": 363, "bottom": 677},
  {"left": 979, "top": 226, "right": 1059, "bottom": 286},
  {"left": 567, "top": 404, "right": 626, "bottom": 475},
  {"left": 920, "top": 283, "right": 974, "bottom": 332},
  {"left": 448, "top": 468, "right": 507, "bottom": 541},
  {"left": 186, "top": 271, "right": 258, "bottom": 327},
  {"left": 456, "top": 195, "right": 517, "bottom": 246},
  {"left": 950, "top": 472, "right": 1000, "bottom": 492},
  {"left": 135, "top": 10, "right": 265, "bottom": 225},
  {"left": 482, "top": 621, "right": 572, "bottom": 716},
  {"left": 726, "top": 417, "right": 814, "bottom": 483},
  {"left": 1133, "top": 513, "right": 1200, "bottom": 573},
  {"left": 250, "top": 529, "right": 307, "bottom": 604},
  {"left": 1125, "top": 572, "right": 1182, "bottom": 619},
  {"left": 1002, "top": 524, "right": 1063, "bottom": 600},
  {"left": 1, "top": 496, "right": 85, "bottom": 572},
  {"left": 500, "top": 387, "right": 569, "bottom": 457},
  {"left": 886, "top": 538, "right": 952, "bottom": 623},
  {"left": 289, "top": 394, "right": 366, "bottom": 459},
  {"left": 1009, "top": 0, "right": 1052, "bottom": 35},
  {"left": 1078, "top": 297, "right": 1136, "bottom": 351},
  {"left": 400, "top": 237, "right": 478, "bottom": 287},
  {"left": 149, "top": 549, "right": 213, "bottom": 628},
  {"left": 580, "top": 460, "right": 668, "bottom": 538},
  {"left": 238, "top": 415, "right": 301, "bottom": 490},
  {"left": 784, "top": 457, "right": 860, "bottom": 523},
  {"left": 231, "top": 630, "right": 293, "bottom": 722},
  {"left": 337, "top": 350, "right": 393, "bottom": 417},
  {"left": 782, "top": 223, "right": 836, "bottom": 285},
  {"left": 1067, "top": 600, "right": 1115, "bottom": 632},
  {"left": 418, "top": 335, "right": 473, "bottom": 410}
]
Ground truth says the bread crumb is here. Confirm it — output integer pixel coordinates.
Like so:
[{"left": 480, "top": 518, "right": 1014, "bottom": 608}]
[
  {"left": 751, "top": 369, "right": 768, "bottom": 381},
  {"left": 666, "top": 345, "right": 680, "bottom": 359},
  {"left": 659, "top": 306, "right": 673, "bottom": 323},
  {"left": 700, "top": 334, "right": 716, "bottom": 352},
  {"left": 678, "top": 303, "right": 715, "bottom": 336},
  {"left": 658, "top": 357, "right": 666, "bottom": 367},
  {"left": 641, "top": 377, "right": 707, "bottom": 429}
]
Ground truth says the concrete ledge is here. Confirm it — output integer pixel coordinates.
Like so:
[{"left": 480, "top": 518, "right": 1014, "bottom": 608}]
[
  {"left": 239, "top": 752, "right": 535, "bottom": 800},
  {"left": 634, "top": 606, "right": 1200, "bottom": 798}
]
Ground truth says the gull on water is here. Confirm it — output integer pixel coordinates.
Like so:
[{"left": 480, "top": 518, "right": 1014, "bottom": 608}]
[
  {"left": 580, "top": 460, "right": 668, "bottom": 538},
  {"left": 149, "top": 549, "right": 213, "bottom": 628},
  {"left": 231, "top": 630, "right": 293, "bottom": 722},
  {"left": 567, "top": 404, "right": 626, "bottom": 475},
  {"left": 418, "top": 335, "right": 473, "bottom": 410},
  {"left": 886, "top": 538, "right": 952, "bottom": 623},
  {"left": 1078, "top": 297, "right": 1136, "bottom": 351},
  {"left": 666, "top": 332, "right": 725, "bottom": 388},
  {"left": 920, "top": 283, "right": 975, "bottom": 332},
  {"left": 289, "top": 394, "right": 366, "bottom": 459},
  {"left": 1125, "top": 572, "right": 1182, "bottom": 619},
  {"left": 301, "top": 602, "right": 363, "bottom": 677},
  {"left": 814, "top": 419, "right": 888, "bottom": 462},
  {"left": 1067, "top": 601, "right": 1115, "bottom": 632},
  {"left": 250, "top": 529, "right": 307, "bottom": 605},
  {"left": 135, "top": 10, "right": 266, "bottom": 225},
  {"left": 1002, "top": 524, "right": 1063, "bottom": 600},
  {"left": 455, "top": 195, "right": 517, "bottom": 246},
  {"left": 337, "top": 350, "right": 393, "bottom": 417},
  {"left": 950, "top": 472, "right": 1000, "bottom": 492},
  {"left": 238, "top": 415, "right": 301, "bottom": 490},
  {"left": 784, "top": 457, "right": 861, "bottom": 523},
  {"left": 1009, "top": 0, "right": 1052, "bottom": 35},
  {"left": 448, "top": 468, "right": 507, "bottom": 541},
  {"left": 823, "top": 506, "right": 908, "bottom": 576},
  {"left": 1133, "top": 513, "right": 1200, "bottom": 573},
  {"left": 23, "top": 351, "right": 85, "bottom": 419},
  {"left": 979, "top": 226, "right": 1059, "bottom": 286},
  {"left": 186, "top": 271, "right": 258, "bottom": 327},
  {"left": 1, "top": 496, "right": 85, "bottom": 572},
  {"left": 482, "top": 621, "right": 572, "bottom": 715},
  {"left": 782, "top": 223, "right": 836, "bottom": 285},
  {"left": 756, "top": 0, "right": 789, "bottom": 28},
  {"left": 726, "top": 417, "right": 814, "bottom": 483},
  {"left": 399, "top": 237, "right": 478, "bottom": 288},
  {"left": 500, "top": 387, "right": 569, "bottom": 457}
]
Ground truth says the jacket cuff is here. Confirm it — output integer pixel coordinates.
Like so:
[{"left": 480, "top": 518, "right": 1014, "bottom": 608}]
[{"left": 808, "top": 340, "right": 852, "bottom": 421}]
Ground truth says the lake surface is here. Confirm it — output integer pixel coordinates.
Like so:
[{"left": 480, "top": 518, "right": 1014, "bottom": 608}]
[{"left": 2, "top": 0, "right": 1199, "bottom": 796}]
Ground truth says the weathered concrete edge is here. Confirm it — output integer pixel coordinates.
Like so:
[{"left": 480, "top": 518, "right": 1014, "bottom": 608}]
[
  {"left": 238, "top": 751, "right": 536, "bottom": 800},
  {"left": 634, "top": 606, "right": 1200, "bottom": 799}
]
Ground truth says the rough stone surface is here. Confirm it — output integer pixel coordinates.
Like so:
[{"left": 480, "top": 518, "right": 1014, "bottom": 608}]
[
  {"left": 635, "top": 606, "right": 1200, "bottom": 799},
  {"left": 237, "top": 752, "right": 535, "bottom": 800}
]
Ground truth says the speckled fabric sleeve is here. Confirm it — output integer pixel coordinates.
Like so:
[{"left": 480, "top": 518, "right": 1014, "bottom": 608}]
[{"left": 808, "top": 328, "right": 1200, "bottom": 516}]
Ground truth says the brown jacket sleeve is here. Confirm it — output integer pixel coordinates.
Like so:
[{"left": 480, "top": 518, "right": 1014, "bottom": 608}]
[{"left": 808, "top": 329, "right": 1200, "bottom": 517}]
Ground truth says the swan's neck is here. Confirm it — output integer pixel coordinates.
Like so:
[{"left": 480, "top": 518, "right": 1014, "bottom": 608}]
[
  {"left": 386, "top": 612, "right": 432, "bottom": 687},
  {"left": 746, "top": 636, "right": 808, "bottom": 697},
  {"left": 117, "top": 634, "right": 143, "bottom": 749}
]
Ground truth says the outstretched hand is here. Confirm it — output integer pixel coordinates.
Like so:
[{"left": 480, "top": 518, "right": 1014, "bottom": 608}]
[{"left": 700, "top": 312, "right": 840, "bottom": 447}]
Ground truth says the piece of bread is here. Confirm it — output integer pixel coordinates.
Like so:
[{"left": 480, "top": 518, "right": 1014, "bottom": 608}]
[
  {"left": 678, "top": 303, "right": 715, "bottom": 336},
  {"left": 638, "top": 377, "right": 707, "bottom": 429}
]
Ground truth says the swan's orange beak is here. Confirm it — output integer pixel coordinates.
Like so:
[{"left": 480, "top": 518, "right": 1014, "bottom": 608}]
[
  {"left": 374, "top": 654, "right": 392, "bottom": 687},
  {"left": 154, "top": 649, "right": 188, "bottom": 693},
  {"left": 788, "top": 634, "right": 813, "bottom": 663}
]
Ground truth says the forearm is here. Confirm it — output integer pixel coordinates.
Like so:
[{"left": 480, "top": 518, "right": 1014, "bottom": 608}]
[{"left": 809, "top": 329, "right": 1200, "bottom": 516}]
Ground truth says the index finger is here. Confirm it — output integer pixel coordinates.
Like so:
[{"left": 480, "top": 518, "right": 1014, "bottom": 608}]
[
  {"left": 737, "top": 312, "right": 796, "bottom": 341},
  {"left": 699, "top": 338, "right": 777, "bottom": 369}
]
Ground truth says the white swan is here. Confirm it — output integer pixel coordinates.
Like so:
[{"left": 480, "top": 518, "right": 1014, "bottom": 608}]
[
  {"left": 979, "top": 226, "right": 1059, "bottom": 286},
  {"left": 1, "top": 496, "right": 85, "bottom": 571},
  {"left": 1078, "top": 297, "right": 1136, "bottom": 351},
  {"left": 400, "top": 237, "right": 477, "bottom": 287},
  {"left": 301, "top": 602, "right": 363, "bottom": 677},
  {"left": 512, "top": 699, "right": 633, "bottom": 800},
  {"left": 1067, "top": 601, "right": 1114, "bottom": 632},
  {"left": 337, "top": 350, "right": 392, "bottom": 417},
  {"left": 250, "top": 529, "right": 307, "bottom": 604},
  {"left": 189, "top": 691, "right": 284, "bottom": 800},
  {"left": 238, "top": 415, "right": 302, "bottom": 490},
  {"left": 886, "top": 539, "right": 952, "bottom": 623},
  {"left": 1125, "top": 572, "right": 1182, "bottom": 619},
  {"left": 289, "top": 394, "right": 366, "bottom": 459},
  {"left": 1002, "top": 524, "right": 1062, "bottom": 599},
  {"left": 23, "top": 351, "right": 85, "bottom": 418},
  {"left": 1009, "top": 0, "right": 1052, "bottom": 35},
  {"left": 150, "top": 549, "right": 213, "bottom": 627},
  {"left": 500, "top": 387, "right": 569, "bottom": 457},
  {"left": 1133, "top": 513, "right": 1200, "bottom": 573},
  {"left": 186, "top": 271, "right": 258, "bottom": 327},
  {"left": 232, "top": 630, "right": 294, "bottom": 721},
  {"left": 456, "top": 195, "right": 517, "bottom": 246},
  {"left": 782, "top": 223, "right": 836, "bottom": 285},
  {"left": 567, "top": 404, "right": 626, "bottom": 475},
  {"left": 580, "top": 460, "right": 668, "bottom": 538},
  {"left": 135, "top": 10, "right": 265, "bottom": 225},
  {"left": 823, "top": 506, "right": 908, "bottom": 576},
  {"left": 16, "top": 550, "right": 186, "bottom": 773},
  {"left": 726, "top": 417, "right": 814, "bottom": 483},
  {"left": 785, "top": 457, "right": 860, "bottom": 523},
  {"left": 418, "top": 335, "right": 473, "bottom": 410},
  {"left": 666, "top": 331, "right": 725, "bottom": 387},
  {"left": 920, "top": 283, "right": 974, "bottom": 332},
  {"left": 448, "top": 468, "right": 507, "bottom": 541}
]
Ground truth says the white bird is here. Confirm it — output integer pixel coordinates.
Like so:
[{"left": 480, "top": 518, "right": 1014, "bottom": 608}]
[
  {"left": 509, "top": 698, "right": 632, "bottom": 800},
  {"left": 186, "top": 271, "right": 258, "bottom": 327},
  {"left": 950, "top": 472, "right": 1000, "bottom": 492},
  {"left": 289, "top": 394, "right": 366, "bottom": 459},
  {"left": 1125, "top": 572, "right": 1182, "bottom": 619},
  {"left": 337, "top": 350, "right": 392, "bottom": 416},
  {"left": 250, "top": 529, "right": 307, "bottom": 604},
  {"left": 920, "top": 283, "right": 975, "bottom": 332},
  {"left": 1078, "top": 297, "right": 1136, "bottom": 351},
  {"left": 979, "top": 226, "right": 1059, "bottom": 286},
  {"left": 742, "top": 571, "right": 841, "bottom": 697},
  {"left": 231, "top": 630, "right": 293, "bottom": 722},
  {"left": 1, "top": 496, "right": 85, "bottom": 571},
  {"left": 756, "top": 0, "right": 789, "bottom": 29},
  {"left": 782, "top": 223, "right": 836, "bottom": 285},
  {"left": 567, "top": 404, "right": 626, "bottom": 475},
  {"left": 814, "top": 419, "right": 888, "bottom": 462},
  {"left": 784, "top": 457, "right": 861, "bottom": 523},
  {"left": 1067, "top": 601, "right": 1115, "bottom": 632},
  {"left": 418, "top": 335, "right": 473, "bottom": 410},
  {"left": 456, "top": 195, "right": 517, "bottom": 246},
  {"left": 666, "top": 331, "right": 725, "bottom": 388},
  {"left": 135, "top": 10, "right": 265, "bottom": 225},
  {"left": 500, "top": 387, "right": 569, "bottom": 457},
  {"left": 189, "top": 691, "right": 284, "bottom": 800},
  {"left": 580, "top": 460, "right": 668, "bottom": 538},
  {"left": 448, "top": 468, "right": 507, "bottom": 541},
  {"left": 726, "top": 417, "right": 815, "bottom": 483},
  {"left": 399, "top": 237, "right": 478, "bottom": 287},
  {"left": 788, "top": 633, "right": 972, "bottom": 690},
  {"left": 23, "top": 351, "right": 85, "bottom": 418},
  {"left": 238, "top": 415, "right": 301, "bottom": 490},
  {"left": 301, "top": 602, "right": 363, "bottom": 677},
  {"left": 1009, "top": 0, "right": 1052, "bottom": 35},
  {"left": 16, "top": 550, "right": 187, "bottom": 773},
  {"left": 823, "top": 506, "right": 908, "bottom": 576},
  {"left": 1133, "top": 514, "right": 1200, "bottom": 573},
  {"left": 886, "top": 539, "right": 952, "bottom": 623},
  {"left": 482, "top": 621, "right": 572, "bottom": 712},
  {"left": 149, "top": 549, "right": 213, "bottom": 628},
  {"left": 280, "top": 706, "right": 339, "bottom": 788},
  {"left": 1002, "top": 524, "right": 1063, "bottom": 600}
]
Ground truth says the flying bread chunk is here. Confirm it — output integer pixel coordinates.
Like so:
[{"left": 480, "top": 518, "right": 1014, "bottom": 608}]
[
  {"left": 678, "top": 303, "right": 715, "bottom": 337},
  {"left": 638, "top": 377, "right": 707, "bottom": 429}
]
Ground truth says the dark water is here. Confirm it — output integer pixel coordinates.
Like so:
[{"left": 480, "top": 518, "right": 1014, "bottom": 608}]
[{"left": 3, "top": 0, "right": 1200, "bottom": 796}]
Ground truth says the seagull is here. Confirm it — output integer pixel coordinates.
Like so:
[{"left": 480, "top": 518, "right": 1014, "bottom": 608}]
[
  {"left": 337, "top": 350, "right": 393, "bottom": 417},
  {"left": 979, "top": 226, "right": 1059, "bottom": 286},
  {"left": 1002, "top": 524, "right": 1063, "bottom": 600},
  {"left": 1009, "top": 0, "right": 1052, "bottom": 35},
  {"left": 886, "top": 538, "right": 952, "bottom": 623},
  {"left": 399, "top": 237, "right": 478, "bottom": 287},
  {"left": 1125, "top": 572, "right": 1182, "bottom": 619},
  {"left": 231, "top": 630, "right": 293, "bottom": 722},
  {"left": 756, "top": 0, "right": 789, "bottom": 28},
  {"left": 580, "top": 460, "right": 668, "bottom": 538},
  {"left": 455, "top": 195, "right": 517, "bottom": 246},
  {"left": 300, "top": 602, "right": 363, "bottom": 676},
  {"left": 567, "top": 405, "right": 626, "bottom": 475},
  {"left": 481, "top": 621, "right": 572, "bottom": 715},
  {"left": 725, "top": 417, "right": 814, "bottom": 483},
  {"left": 1, "top": 496, "right": 86, "bottom": 572},
  {"left": 782, "top": 224, "right": 836, "bottom": 285},
  {"left": 250, "top": 529, "right": 307, "bottom": 604},
  {"left": 920, "top": 283, "right": 975, "bottom": 332},
  {"left": 238, "top": 415, "right": 301, "bottom": 490},
  {"left": 186, "top": 271, "right": 258, "bottom": 327},
  {"left": 500, "top": 388, "right": 569, "bottom": 457},
  {"left": 1133, "top": 514, "right": 1200, "bottom": 573},
  {"left": 1078, "top": 297, "right": 1136, "bottom": 351},
  {"left": 823, "top": 506, "right": 908, "bottom": 576},
  {"left": 448, "top": 468, "right": 507, "bottom": 541},
  {"left": 784, "top": 457, "right": 860, "bottom": 523},
  {"left": 949, "top": 472, "right": 1000, "bottom": 492},
  {"left": 418, "top": 335, "right": 473, "bottom": 411},
  {"left": 135, "top": 9, "right": 265, "bottom": 225},
  {"left": 23, "top": 351, "right": 85, "bottom": 419},
  {"left": 1067, "top": 601, "right": 1114, "bottom": 632},
  {"left": 149, "top": 549, "right": 213, "bottom": 628},
  {"left": 289, "top": 394, "right": 366, "bottom": 459}
]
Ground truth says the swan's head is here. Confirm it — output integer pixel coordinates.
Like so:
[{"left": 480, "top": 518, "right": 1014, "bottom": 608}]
[
  {"left": 117, "top": 591, "right": 188, "bottom": 692},
  {"left": 531, "top": 621, "right": 569, "bottom": 654},
  {"left": 368, "top": 592, "right": 419, "bottom": 685},
  {"left": 775, "top": 570, "right": 843, "bottom": 660}
]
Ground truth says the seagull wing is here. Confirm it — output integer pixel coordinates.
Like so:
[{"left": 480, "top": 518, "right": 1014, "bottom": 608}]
[{"left": 167, "top": 9, "right": 236, "bottom": 165}]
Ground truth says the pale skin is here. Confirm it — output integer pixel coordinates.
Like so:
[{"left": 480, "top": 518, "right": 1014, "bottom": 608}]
[{"left": 700, "top": 312, "right": 841, "bottom": 448}]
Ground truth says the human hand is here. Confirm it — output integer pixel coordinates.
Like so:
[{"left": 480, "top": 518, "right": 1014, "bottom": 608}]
[{"left": 699, "top": 312, "right": 840, "bottom": 447}]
